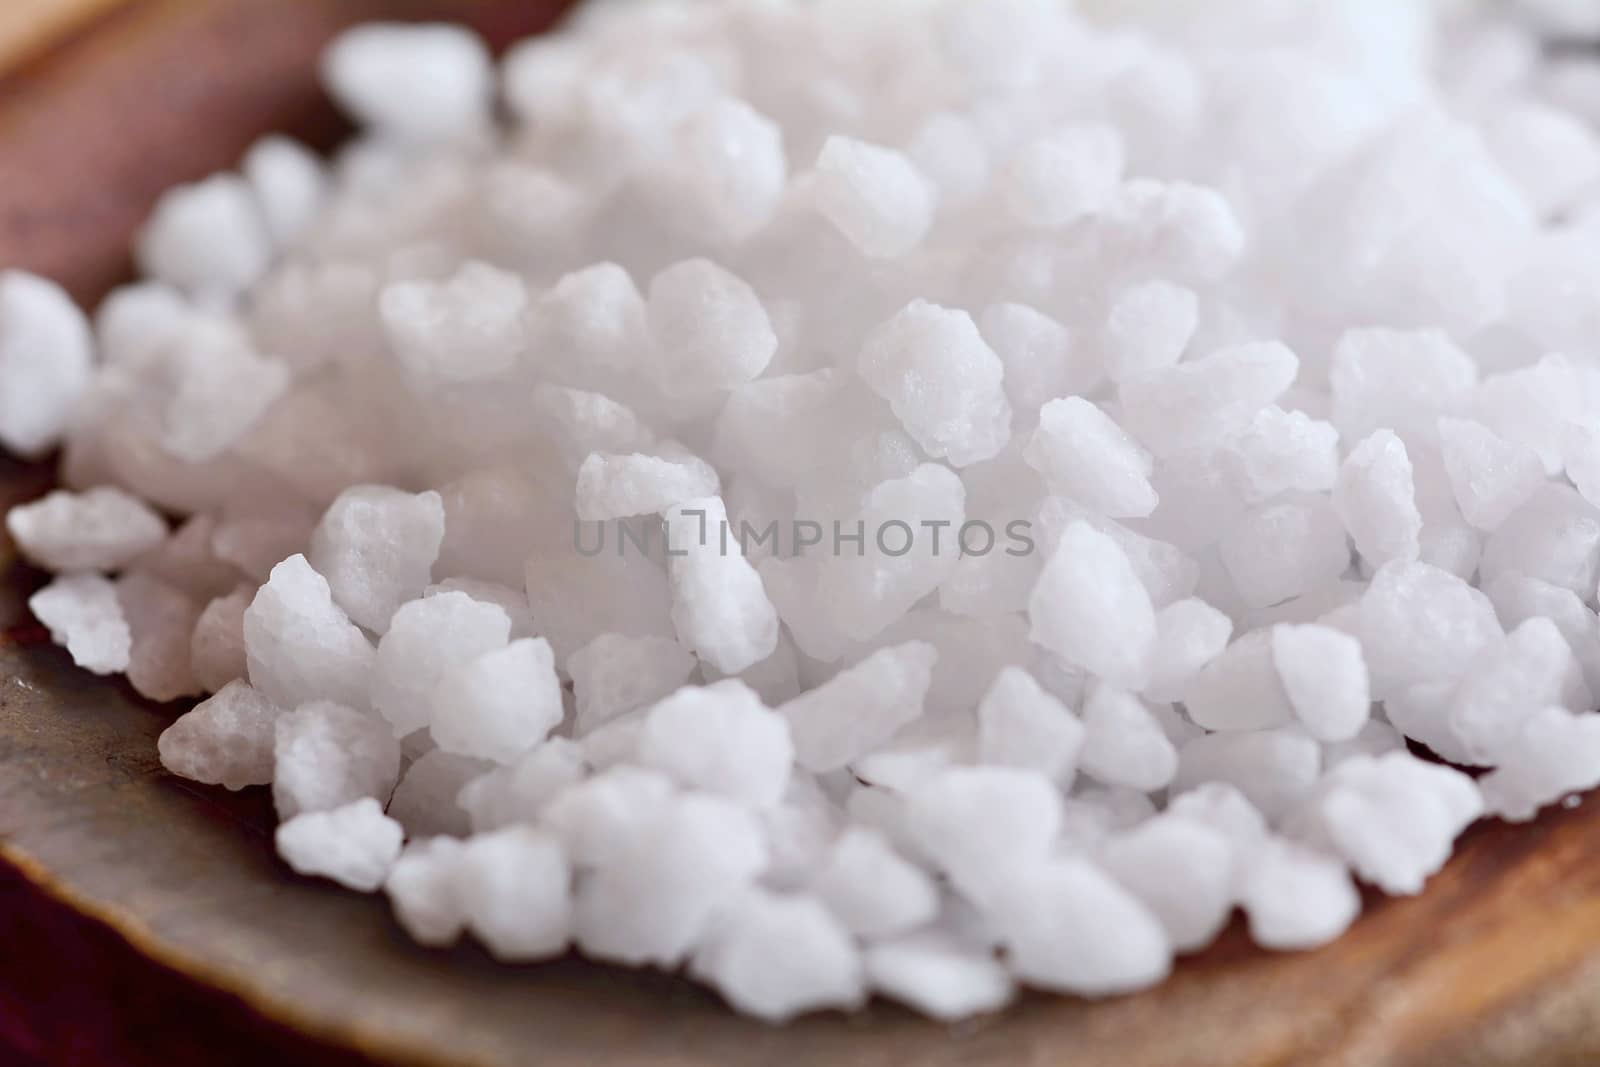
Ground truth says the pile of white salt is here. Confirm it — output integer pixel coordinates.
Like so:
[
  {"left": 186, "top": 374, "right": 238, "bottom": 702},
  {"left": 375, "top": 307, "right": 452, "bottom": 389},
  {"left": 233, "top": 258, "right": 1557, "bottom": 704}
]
[{"left": 4, "top": 0, "right": 1600, "bottom": 1022}]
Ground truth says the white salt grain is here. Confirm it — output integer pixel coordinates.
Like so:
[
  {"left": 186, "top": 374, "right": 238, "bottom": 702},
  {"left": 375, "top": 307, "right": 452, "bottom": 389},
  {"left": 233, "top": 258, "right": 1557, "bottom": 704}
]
[
  {"left": 810, "top": 827, "right": 939, "bottom": 940},
  {"left": 857, "top": 301, "right": 1011, "bottom": 468},
  {"left": 778, "top": 641, "right": 936, "bottom": 773},
  {"left": 813, "top": 136, "right": 936, "bottom": 259},
  {"left": 430, "top": 638, "right": 563, "bottom": 764},
  {"left": 29, "top": 574, "right": 131, "bottom": 675},
  {"left": 1024, "top": 398, "right": 1156, "bottom": 519},
  {"left": 7, "top": 488, "right": 167, "bottom": 573},
  {"left": 309, "top": 486, "right": 446, "bottom": 633},
  {"left": 1029, "top": 522, "right": 1155, "bottom": 691},
  {"left": 275, "top": 797, "right": 403, "bottom": 892},
  {"left": 158, "top": 680, "right": 283, "bottom": 790},
  {"left": 637, "top": 680, "right": 793, "bottom": 808},
  {"left": 690, "top": 889, "right": 865, "bottom": 1022},
  {"left": 272, "top": 699, "right": 401, "bottom": 819},
  {"left": 1271, "top": 624, "right": 1371, "bottom": 743},
  {"left": 0, "top": 272, "right": 94, "bottom": 458},
  {"left": 975, "top": 666, "right": 1084, "bottom": 784},
  {"left": 322, "top": 23, "right": 492, "bottom": 143}
]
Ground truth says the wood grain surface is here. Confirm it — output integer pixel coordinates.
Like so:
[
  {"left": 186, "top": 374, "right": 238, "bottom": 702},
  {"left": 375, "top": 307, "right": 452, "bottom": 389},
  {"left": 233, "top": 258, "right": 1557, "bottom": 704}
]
[{"left": 4, "top": 2, "right": 1600, "bottom": 1065}]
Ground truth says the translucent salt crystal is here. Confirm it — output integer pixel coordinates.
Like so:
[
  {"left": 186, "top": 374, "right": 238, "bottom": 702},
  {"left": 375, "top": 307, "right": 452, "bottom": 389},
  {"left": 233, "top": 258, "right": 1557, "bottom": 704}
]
[
  {"left": 385, "top": 837, "right": 469, "bottom": 947},
  {"left": 158, "top": 680, "right": 283, "bottom": 790},
  {"left": 1565, "top": 423, "right": 1600, "bottom": 512},
  {"left": 905, "top": 112, "right": 991, "bottom": 209},
  {"left": 1223, "top": 407, "right": 1340, "bottom": 505},
  {"left": 525, "top": 540, "right": 674, "bottom": 666},
  {"left": 990, "top": 857, "right": 1173, "bottom": 995},
  {"left": 1173, "top": 728, "right": 1321, "bottom": 821},
  {"left": 1101, "top": 279, "right": 1198, "bottom": 385},
  {"left": 578, "top": 711, "right": 645, "bottom": 772},
  {"left": 813, "top": 465, "right": 969, "bottom": 645},
  {"left": 1001, "top": 124, "right": 1125, "bottom": 227},
  {"left": 857, "top": 301, "right": 1011, "bottom": 468},
  {"left": 976, "top": 666, "right": 1084, "bottom": 784},
  {"left": 135, "top": 175, "right": 273, "bottom": 298},
  {"left": 663, "top": 497, "right": 779, "bottom": 674},
  {"left": 1184, "top": 629, "right": 1295, "bottom": 732},
  {"left": 242, "top": 135, "right": 328, "bottom": 248},
  {"left": 1145, "top": 597, "right": 1233, "bottom": 703},
  {"left": 322, "top": 23, "right": 492, "bottom": 142},
  {"left": 810, "top": 827, "right": 939, "bottom": 939},
  {"left": 213, "top": 509, "right": 317, "bottom": 584},
  {"left": 691, "top": 889, "right": 865, "bottom": 1022},
  {"left": 6, "top": 487, "right": 167, "bottom": 572},
  {"left": 1481, "top": 99, "right": 1600, "bottom": 217},
  {"left": 1099, "top": 814, "right": 1233, "bottom": 951},
  {"left": 1478, "top": 484, "right": 1600, "bottom": 598},
  {"left": 390, "top": 750, "right": 487, "bottom": 839},
  {"left": 1220, "top": 495, "right": 1351, "bottom": 608},
  {"left": 457, "top": 826, "right": 572, "bottom": 961},
  {"left": 116, "top": 571, "right": 202, "bottom": 702},
  {"left": 527, "top": 264, "right": 649, "bottom": 379},
  {"left": 979, "top": 302, "right": 1100, "bottom": 417},
  {"left": 1328, "top": 328, "right": 1477, "bottom": 441},
  {"left": 1239, "top": 838, "right": 1359, "bottom": 950},
  {"left": 372, "top": 591, "right": 510, "bottom": 738},
  {"left": 569, "top": 633, "right": 697, "bottom": 736},
  {"left": 574, "top": 793, "right": 767, "bottom": 967},
  {"left": 272, "top": 700, "right": 401, "bottom": 819},
  {"left": 637, "top": 680, "right": 793, "bottom": 808},
  {"left": 904, "top": 766, "right": 1062, "bottom": 906},
  {"left": 275, "top": 797, "right": 403, "bottom": 892},
  {"left": 813, "top": 136, "right": 936, "bottom": 258},
  {"left": 778, "top": 641, "right": 936, "bottom": 773},
  {"left": 1098, "top": 179, "right": 1246, "bottom": 283},
  {"left": 162, "top": 330, "right": 290, "bottom": 465},
  {"left": 1271, "top": 624, "right": 1371, "bottom": 743},
  {"left": 1436, "top": 417, "right": 1544, "bottom": 532},
  {"left": 381, "top": 262, "right": 527, "bottom": 386},
  {"left": 701, "top": 630, "right": 802, "bottom": 707},
  {"left": 137, "top": 514, "right": 240, "bottom": 602},
  {"left": 431, "top": 638, "right": 563, "bottom": 764},
  {"left": 1479, "top": 706, "right": 1600, "bottom": 822},
  {"left": 647, "top": 259, "right": 776, "bottom": 394},
  {"left": 1359, "top": 560, "right": 1502, "bottom": 697},
  {"left": 458, "top": 738, "right": 586, "bottom": 833},
  {"left": 1332, "top": 430, "right": 1421, "bottom": 567},
  {"left": 866, "top": 931, "right": 1015, "bottom": 1021},
  {"left": 1024, "top": 398, "right": 1156, "bottom": 518},
  {"left": 308, "top": 486, "right": 445, "bottom": 633},
  {"left": 0, "top": 271, "right": 94, "bottom": 457},
  {"left": 28, "top": 574, "right": 130, "bottom": 675},
  {"left": 574, "top": 450, "right": 720, "bottom": 520},
  {"left": 1448, "top": 617, "right": 1584, "bottom": 765},
  {"left": 653, "top": 98, "right": 787, "bottom": 245},
  {"left": 243, "top": 555, "right": 376, "bottom": 712},
  {"left": 1078, "top": 685, "right": 1178, "bottom": 792},
  {"left": 1119, "top": 342, "right": 1298, "bottom": 458},
  {"left": 1029, "top": 522, "right": 1156, "bottom": 691},
  {"left": 1484, "top": 572, "right": 1600, "bottom": 696}
]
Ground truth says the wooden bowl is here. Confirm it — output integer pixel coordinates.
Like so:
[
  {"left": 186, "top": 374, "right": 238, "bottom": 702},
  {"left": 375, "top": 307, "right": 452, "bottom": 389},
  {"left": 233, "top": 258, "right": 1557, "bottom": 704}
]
[{"left": 5, "top": 4, "right": 1600, "bottom": 1064}]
